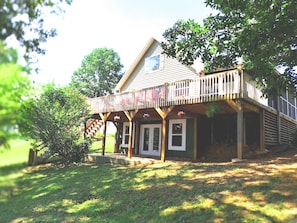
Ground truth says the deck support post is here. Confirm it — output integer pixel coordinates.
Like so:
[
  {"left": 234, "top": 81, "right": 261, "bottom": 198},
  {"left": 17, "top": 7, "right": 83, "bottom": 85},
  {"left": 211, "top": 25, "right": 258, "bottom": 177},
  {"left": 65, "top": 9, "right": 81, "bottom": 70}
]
[
  {"left": 193, "top": 116, "right": 198, "bottom": 161},
  {"left": 155, "top": 106, "right": 174, "bottom": 162},
  {"left": 113, "top": 121, "right": 119, "bottom": 153},
  {"left": 124, "top": 110, "right": 138, "bottom": 158},
  {"left": 99, "top": 112, "right": 111, "bottom": 156},
  {"left": 161, "top": 118, "right": 167, "bottom": 162},
  {"left": 227, "top": 100, "right": 244, "bottom": 160},
  {"left": 237, "top": 101, "right": 243, "bottom": 160},
  {"left": 134, "top": 121, "right": 140, "bottom": 155},
  {"left": 276, "top": 95, "right": 281, "bottom": 145},
  {"left": 259, "top": 109, "right": 265, "bottom": 151}
]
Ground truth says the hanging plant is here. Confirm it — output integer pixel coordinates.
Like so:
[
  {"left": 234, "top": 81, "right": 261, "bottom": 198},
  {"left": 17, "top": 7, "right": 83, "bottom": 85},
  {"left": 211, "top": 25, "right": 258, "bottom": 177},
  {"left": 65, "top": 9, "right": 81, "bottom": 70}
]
[{"left": 206, "top": 103, "right": 220, "bottom": 118}]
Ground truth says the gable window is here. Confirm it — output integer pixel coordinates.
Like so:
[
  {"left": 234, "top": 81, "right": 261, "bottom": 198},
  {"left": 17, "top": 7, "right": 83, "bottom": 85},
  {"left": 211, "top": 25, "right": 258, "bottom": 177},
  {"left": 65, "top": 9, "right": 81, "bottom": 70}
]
[
  {"left": 145, "top": 54, "right": 164, "bottom": 72},
  {"left": 168, "top": 119, "right": 186, "bottom": 151}
]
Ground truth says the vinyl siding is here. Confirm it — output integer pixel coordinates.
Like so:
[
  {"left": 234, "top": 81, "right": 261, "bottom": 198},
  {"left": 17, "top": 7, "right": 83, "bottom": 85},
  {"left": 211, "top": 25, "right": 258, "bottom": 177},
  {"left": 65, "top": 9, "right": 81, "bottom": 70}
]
[{"left": 121, "top": 41, "right": 198, "bottom": 92}]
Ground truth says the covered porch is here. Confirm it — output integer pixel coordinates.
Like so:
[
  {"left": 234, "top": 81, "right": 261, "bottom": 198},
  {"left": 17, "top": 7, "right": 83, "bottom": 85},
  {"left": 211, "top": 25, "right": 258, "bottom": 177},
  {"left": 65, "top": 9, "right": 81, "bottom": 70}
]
[{"left": 86, "top": 68, "right": 267, "bottom": 162}]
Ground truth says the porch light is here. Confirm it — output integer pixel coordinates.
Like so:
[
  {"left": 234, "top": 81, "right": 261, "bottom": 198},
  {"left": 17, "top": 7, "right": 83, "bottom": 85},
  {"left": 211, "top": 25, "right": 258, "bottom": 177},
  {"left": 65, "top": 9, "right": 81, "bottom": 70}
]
[
  {"left": 177, "top": 110, "right": 185, "bottom": 117},
  {"left": 143, "top": 113, "right": 150, "bottom": 119},
  {"left": 114, "top": 115, "right": 120, "bottom": 121}
]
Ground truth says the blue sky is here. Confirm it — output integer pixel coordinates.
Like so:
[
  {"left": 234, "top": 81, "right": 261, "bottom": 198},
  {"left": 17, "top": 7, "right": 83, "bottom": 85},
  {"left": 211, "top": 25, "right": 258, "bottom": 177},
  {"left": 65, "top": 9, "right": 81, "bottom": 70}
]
[{"left": 33, "top": 0, "right": 215, "bottom": 85}]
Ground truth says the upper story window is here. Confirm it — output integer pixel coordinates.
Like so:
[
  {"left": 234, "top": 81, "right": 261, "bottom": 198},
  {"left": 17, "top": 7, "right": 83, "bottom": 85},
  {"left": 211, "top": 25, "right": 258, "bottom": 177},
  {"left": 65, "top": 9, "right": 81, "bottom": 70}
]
[{"left": 145, "top": 54, "right": 164, "bottom": 73}]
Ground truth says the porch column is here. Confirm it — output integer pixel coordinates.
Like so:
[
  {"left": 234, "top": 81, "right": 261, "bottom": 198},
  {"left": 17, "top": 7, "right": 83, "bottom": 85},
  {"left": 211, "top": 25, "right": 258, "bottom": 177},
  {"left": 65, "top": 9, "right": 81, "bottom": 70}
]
[
  {"left": 161, "top": 118, "right": 167, "bottom": 162},
  {"left": 128, "top": 120, "right": 133, "bottom": 158},
  {"left": 155, "top": 106, "right": 174, "bottom": 162},
  {"left": 124, "top": 110, "right": 138, "bottom": 159},
  {"left": 99, "top": 112, "right": 111, "bottom": 156},
  {"left": 102, "top": 121, "right": 107, "bottom": 156},
  {"left": 276, "top": 96, "right": 281, "bottom": 144},
  {"left": 193, "top": 116, "right": 198, "bottom": 161},
  {"left": 134, "top": 121, "right": 140, "bottom": 155},
  {"left": 227, "top": 100, "right": 244, "bottom": 160},
  {"left": 113, "top": 122, "right": 119, "bottom": 153},
  {"left": 259, "top": 109, "right": 265, "bottom": 151},
  {"left": 237, "top": 101, "right": 243, "bottom": 160}
]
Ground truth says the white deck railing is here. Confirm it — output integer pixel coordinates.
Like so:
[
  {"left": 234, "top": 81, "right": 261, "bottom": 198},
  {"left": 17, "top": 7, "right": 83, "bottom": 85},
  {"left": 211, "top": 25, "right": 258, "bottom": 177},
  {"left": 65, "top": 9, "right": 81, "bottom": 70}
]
[{"left": 87, "top": 70, "right": 241, "bottom": 113}]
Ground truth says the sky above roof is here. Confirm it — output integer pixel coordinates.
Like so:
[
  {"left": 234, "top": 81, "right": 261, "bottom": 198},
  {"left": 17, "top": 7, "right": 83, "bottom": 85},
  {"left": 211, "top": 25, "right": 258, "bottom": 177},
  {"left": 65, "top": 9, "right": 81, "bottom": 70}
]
[{"left": 33, "top": 0, "right": 215, "bottom": 85}]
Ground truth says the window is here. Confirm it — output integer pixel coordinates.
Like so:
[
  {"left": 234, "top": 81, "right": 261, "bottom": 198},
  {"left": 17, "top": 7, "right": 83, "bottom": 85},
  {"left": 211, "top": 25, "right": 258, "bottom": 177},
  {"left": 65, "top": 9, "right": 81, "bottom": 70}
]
[
  {"left": 122, "top": 122, "right": 135, "bottom": 147},
  {"left": 145, "top": 54, "right": 163, "bottom": 72},
  {"left": 123, "top": 123, "right": 130, "bottom": 145},
  {"left": 168, "top": 119, "right": 186, "bottom": 151}
]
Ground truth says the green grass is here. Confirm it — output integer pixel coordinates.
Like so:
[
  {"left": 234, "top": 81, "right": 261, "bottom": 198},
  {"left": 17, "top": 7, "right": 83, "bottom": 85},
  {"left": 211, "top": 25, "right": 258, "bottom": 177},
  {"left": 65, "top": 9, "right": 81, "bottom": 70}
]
[
  {"left": 0, "top": 138, "right": 31, "bottom": 206},
  {"left": 1, "top": 139, "right": 297, "bottom": 223},
  {"left": 90, "top": 134, "right": 116, "bottom": 153}
]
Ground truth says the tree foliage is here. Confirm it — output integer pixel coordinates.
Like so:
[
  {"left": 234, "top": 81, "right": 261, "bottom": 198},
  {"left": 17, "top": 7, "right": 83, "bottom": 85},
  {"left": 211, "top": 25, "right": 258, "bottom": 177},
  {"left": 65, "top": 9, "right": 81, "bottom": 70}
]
[
  {"left": 161, "top": 0, "right": 297, "bottom": 97},
  {"left": 71, "top": 48, "right": 123, "bottom": 98},
  {"left": 0, "top": 42, "right": 31, "bottom": 148},
  {"left": 0, "top": 0, "right": 72, "bottom": 59},
  {"left": 18, "top": 84, "right": 91, "bottom": 163}
]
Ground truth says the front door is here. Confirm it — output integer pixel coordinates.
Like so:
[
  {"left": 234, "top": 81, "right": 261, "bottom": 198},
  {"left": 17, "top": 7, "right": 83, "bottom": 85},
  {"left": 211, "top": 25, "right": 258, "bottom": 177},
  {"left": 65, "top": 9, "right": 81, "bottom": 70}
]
[{"left": 140, "top": 124, "right": 161, "bottom": 156}]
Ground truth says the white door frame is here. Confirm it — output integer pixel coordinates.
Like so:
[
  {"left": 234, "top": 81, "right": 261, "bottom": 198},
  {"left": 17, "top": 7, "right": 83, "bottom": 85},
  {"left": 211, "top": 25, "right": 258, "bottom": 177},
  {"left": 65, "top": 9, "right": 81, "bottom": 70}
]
[{"left": 139, "top": 124, "right": 161, "bottom": 156}]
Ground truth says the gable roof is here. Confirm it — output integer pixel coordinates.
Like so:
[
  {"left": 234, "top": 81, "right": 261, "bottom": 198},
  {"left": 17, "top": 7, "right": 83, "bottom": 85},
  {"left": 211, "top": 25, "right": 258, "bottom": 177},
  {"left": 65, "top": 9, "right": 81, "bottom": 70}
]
[
  {"left": 115, "top": 37, "right": 156, "bottom": 92},
  {"left": 115, "top": 37, "right": 199, "bottom": 92}
]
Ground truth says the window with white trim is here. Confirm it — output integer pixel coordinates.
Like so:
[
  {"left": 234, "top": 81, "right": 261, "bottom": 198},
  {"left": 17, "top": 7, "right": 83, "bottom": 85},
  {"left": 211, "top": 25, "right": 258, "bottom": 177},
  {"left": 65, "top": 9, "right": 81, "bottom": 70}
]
[
  {"left": 145, "top": 54, "right": 164, "bottom": 72},
  {"left": 122, "top": 122, "right": 130, "bottom": 146},
  {"left": 122, "top": 122, "right": 135, "bottom": 147},
  {"left": 168, "top": 119, "right": 186, "bottom": 151}
]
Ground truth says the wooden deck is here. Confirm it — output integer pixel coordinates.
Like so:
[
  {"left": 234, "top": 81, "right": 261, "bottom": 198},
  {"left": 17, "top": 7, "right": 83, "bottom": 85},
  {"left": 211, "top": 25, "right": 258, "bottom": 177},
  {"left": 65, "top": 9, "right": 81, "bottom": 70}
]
[{"left": 87, "top": 69, "right": 241, "bottom": 114}]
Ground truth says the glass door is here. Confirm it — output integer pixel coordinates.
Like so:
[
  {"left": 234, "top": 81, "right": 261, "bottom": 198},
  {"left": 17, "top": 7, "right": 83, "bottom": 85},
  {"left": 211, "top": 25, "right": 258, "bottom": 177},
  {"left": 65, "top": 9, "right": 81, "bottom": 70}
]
[{"left": 140, "top": 124, "right": 161, "bottom": 156}]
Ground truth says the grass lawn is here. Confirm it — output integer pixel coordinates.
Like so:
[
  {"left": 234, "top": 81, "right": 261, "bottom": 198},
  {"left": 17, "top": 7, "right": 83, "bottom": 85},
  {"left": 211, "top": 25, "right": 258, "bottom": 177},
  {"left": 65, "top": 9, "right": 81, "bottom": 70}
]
[
  {"left": 89, "top": 134, "right": 116, "bottom": 153},
  {"left": 1, "top": 139, "right": 297, "bottom": 223}
]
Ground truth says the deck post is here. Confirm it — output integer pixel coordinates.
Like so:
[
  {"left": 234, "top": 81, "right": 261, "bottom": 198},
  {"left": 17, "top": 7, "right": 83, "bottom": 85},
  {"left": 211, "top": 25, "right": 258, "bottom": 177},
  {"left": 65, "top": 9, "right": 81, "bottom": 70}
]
[
  {"left": 124, "top": 110, "right": 138, "bottom": 159},
  {"left": 134, "top": 121, "right": 140, "bottom": 155},
  {"left": 237, "top": 100, "right": 243, "bottom": 160},
  {"left": 128, "top": 120, "right": 133, "bottom": 158},
  {"left": 161, "top": 118, "right": 167, "bottom": 162},
  {"left": 155, "top": 106, "right": 174, "bottom": 162},
  {"left": 276, "top": 95, "right": 281, "bottom": 144},
  {"left": 227, "top": 100, "right": 244, "bottom": 160},
  {"left": 259, "top": 109, "right": 265, "bottom": 151},
  {"left": 113, "top": 122, "right": 119, "bottom": 153},
  {"left": 193, "top": 116, "right": 198, "bottom": 161},
  {"left": 99, "top": 112, "right": 111, "bottom": 156},
  {"left": 102, "top": 120, "right": 107, "bottom": 156}
]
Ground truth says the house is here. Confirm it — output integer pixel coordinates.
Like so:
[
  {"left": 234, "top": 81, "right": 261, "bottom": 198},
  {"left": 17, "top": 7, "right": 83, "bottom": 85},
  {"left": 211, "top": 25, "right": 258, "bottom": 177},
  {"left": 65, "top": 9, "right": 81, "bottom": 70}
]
[{"left": 86, "top": 37, "right": 297, "bottom": 162}]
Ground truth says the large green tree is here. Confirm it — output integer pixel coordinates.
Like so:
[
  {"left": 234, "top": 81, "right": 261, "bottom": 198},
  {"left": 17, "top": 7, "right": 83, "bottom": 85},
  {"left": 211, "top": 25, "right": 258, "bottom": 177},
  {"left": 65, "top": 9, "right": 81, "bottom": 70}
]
[
  {"left": 0, "top": 0, "right": 72, "bottom": 59},
  {"left": 161, "top": 0, "right": 297, "bottom": 97},
  {"left": 18, "top": 84, "right": 91, "bottom": 163},
  {"left": 71, "top": 48, "right": 123, "bottom": 98},
  {"left": 0, "top": 42, "right": 31, "bottom": 148}
]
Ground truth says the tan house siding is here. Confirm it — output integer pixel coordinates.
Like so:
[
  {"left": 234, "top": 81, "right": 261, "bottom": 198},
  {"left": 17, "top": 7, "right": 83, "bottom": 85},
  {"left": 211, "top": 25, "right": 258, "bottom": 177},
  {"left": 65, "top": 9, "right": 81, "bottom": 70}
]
[{"left": 121, "top": 40, "right": 198, "bottom": 92}]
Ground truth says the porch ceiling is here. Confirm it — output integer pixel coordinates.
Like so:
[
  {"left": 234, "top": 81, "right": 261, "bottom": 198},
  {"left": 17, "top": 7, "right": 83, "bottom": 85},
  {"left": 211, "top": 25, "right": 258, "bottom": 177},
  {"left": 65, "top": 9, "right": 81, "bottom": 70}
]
[{"left": 100, "top": 100, "right": 259, "bottom": 122}]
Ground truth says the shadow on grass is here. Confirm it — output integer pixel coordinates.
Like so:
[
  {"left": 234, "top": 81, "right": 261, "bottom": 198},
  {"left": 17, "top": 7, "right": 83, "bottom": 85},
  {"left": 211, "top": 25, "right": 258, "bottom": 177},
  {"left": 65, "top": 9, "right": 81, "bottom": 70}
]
[{"left": 0, "top": 151, "right": 297, "bottom": 223}]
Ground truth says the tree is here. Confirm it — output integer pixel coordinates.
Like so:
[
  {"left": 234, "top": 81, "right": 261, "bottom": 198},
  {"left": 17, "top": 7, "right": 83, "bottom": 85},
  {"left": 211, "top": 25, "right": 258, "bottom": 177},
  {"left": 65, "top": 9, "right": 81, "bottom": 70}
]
[
  {"left": 0, "top": 41, "right": 31, "bottom": 148},
  {"left": 18, "top": 84, "right": 91, "bottom": 163},
  {"left": 0, "top": 0, "right": 72, "bottom": 60},
  {"left": 71, "top": 48, "right": 123, "bottom": 98},
  {"left": 161, "top": 0, "right": 297, "bottom": 97}
]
